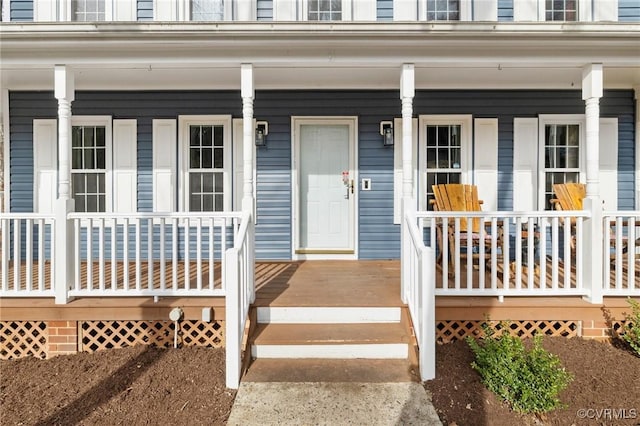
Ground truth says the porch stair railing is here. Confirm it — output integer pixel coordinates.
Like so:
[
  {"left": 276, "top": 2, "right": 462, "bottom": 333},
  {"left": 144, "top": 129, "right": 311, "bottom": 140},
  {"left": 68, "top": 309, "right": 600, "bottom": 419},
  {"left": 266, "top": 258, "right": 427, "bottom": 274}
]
[
  {"left": 402, "top": 204, "right": 436, "bottom": 381},
  {"left": 225, "top": 209, "right": 255, "bottom": 389}
]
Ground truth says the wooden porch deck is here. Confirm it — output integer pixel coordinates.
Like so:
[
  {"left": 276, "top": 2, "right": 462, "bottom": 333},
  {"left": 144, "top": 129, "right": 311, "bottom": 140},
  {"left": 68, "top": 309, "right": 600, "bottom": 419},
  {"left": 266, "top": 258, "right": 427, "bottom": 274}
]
[{"left": 0, "top": 257, "right": 637, "bottom": 295}]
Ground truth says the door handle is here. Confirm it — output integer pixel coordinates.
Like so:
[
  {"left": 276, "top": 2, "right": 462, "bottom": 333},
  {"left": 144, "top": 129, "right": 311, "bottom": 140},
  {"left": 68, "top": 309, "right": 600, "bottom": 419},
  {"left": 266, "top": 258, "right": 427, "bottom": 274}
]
[{"left": 345, "top": 180, "right": 354, "bottom": 199}]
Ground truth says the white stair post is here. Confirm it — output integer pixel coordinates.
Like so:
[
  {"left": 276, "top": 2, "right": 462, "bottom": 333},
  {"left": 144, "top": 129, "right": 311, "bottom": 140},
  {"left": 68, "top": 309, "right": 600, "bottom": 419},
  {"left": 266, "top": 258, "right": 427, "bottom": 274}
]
[
  {"left": 400, "top": 64, "right": 415, "bottom": 304},
  {"left": 54, "top": 65, "right": 76, "bottom": 304},
  {"left": 582, "top": 63, "right": 603, "bottom": 304}
]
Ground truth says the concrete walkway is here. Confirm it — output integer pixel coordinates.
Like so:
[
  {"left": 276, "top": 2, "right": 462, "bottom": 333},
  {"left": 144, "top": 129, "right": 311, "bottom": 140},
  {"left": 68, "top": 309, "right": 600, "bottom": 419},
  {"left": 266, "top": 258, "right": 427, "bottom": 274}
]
[{"left": 227, "top": 382, "right": 442, "bottom": 425}]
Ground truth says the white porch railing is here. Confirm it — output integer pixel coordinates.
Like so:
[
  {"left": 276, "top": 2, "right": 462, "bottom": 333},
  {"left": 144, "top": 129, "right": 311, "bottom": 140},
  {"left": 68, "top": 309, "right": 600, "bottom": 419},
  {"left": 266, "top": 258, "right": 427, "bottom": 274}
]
[
  {"left": 416, "top": 210, "right": 592, "bottom": 299},
  {"left": 603, "top": 212, "right": 640, "bottom": 296},
  {"left": 225, "top": 210, "right": 255, "bottom": 389},
  {"left": 67, "top": 212, "right": 244, "bottom": 298},
  {"left": 0, "top": 214, "right": 55, "bottom": 297},
  {"left": 403, "top": 205, "right": 436, "bottom": 381}
]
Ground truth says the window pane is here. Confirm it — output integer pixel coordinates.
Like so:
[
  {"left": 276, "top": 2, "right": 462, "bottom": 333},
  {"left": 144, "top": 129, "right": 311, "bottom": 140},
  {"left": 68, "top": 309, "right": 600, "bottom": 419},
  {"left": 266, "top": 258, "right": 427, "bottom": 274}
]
[
  {"left": 213, "top": 126, "right": 224, "bottom": 146},
  {"left": 215, "top": 194, "right": 224, "bottom": 211},
  {"left": 190, "top": 195, "right": 201, "bottom": 212},
  {"left": 86, "top": 195, "right": 98, "bottom": 213},
  {"left": 214, "top": 148, "right": 224, "bottom": 168},
  {"left": 190, "top": 174, "right": 202, "bottom": 193},
  {"left": 98, "top": 174, "right": 105, "bottom": 193},
  {"left": 437, "top": 148, "right": 449, "bottom": 168},
  {"left": 84, "top": 148, "right": 95, "bottom": 169},
  {"left": 96, "top": 148, "right": 105, "bottom": 169},
  {"left": 74, "top": 195, "right": 86, "bottom": 212},
  {"left": 202, "top": 126, "right": 213, "bottom": 146},
  {"left": 567, "top": 147, "right": 579, "bottom": 168},
  {"left": 203, "top": 194, "right": 214, "bottom": 212},
  {"left": 437, "top": 126, "right": 448, "bottom": 145},
  {"left": 72, "top": 127, "right": 83, "bottom": 147},
  {"left": 426, "top": 126, "right": 436, "bottom": 146},
  {"left": 190, "top": 126, "right": 201, "bottom": 146},
  {"left": 87, "top": 173, "right": 98, "bottom": 193},
  {"left": 190, "top": 148, "right": 201, "bottom": 169},
  {"left": 214, "top": 172, "right": 223, "bottom": 193},
  {"left": 567, "top": 125, "right": 579, "bottom": 146},
  {"left": 203, "top": 173, "right": 214, "bottom": 193},
  {"left": 73, "top": 173, "right": 85, "bottom": 193},
  {"left": 95, "top": 127, "right": 105, "bottom": 147},
  {"left": 202, "top": 148, "right": 213, "bottom": 169},
  {"left": 72, "top": 149, "right": 83, "bottom": 169}
]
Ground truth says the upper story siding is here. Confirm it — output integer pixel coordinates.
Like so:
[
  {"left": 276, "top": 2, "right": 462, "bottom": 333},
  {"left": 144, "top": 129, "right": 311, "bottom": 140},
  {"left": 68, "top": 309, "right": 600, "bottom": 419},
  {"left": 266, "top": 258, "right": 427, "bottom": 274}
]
[{"left": 9, "top": 0, "right": 639, "bottom": 22}]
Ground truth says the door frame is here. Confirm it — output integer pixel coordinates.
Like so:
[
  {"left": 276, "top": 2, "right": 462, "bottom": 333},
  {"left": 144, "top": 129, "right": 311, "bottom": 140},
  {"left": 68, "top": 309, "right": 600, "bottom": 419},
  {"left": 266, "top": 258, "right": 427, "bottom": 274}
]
[{"left": 291, "top": 116, "right": 359, "bottom": 260}]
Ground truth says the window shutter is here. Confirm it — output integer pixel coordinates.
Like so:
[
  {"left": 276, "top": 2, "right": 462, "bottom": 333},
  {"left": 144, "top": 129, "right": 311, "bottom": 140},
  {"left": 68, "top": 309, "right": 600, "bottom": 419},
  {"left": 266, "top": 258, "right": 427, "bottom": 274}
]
[
  {"left": 273, "top": 0, "right": 297, "bottom": 20},
  {"left": 473, "top": 0, "right": 497, "bottom": 21},
  {"left": 114, "top": 0, "right": 136, "bottom": 20},
  {"left": 513, "top": 117, "right": 538, "bottom": 211},
  {"left": 593, "top": 0, "right": 617, "bottom": 21},
  {"left": 152, "top": 119, "right": 177, "bottom": 212},
  {"left": 33, "top": 119, "right": 57, "bottom": 214},
  {"left": 599, "top": 118, "right": 618, "bottom": 210},
  {"left": 393, "top": 117, "right": 418, "bottom": 224},
  {"left": 474, "top": 118, "right": 498, "bottom": 210},
  {"left": 513, "top": 0, "right": 540, "bottom": 21},
  {"left": 113, "top": 119, "right": 137, "bottom": 213},
  {"left": 394, "top": 0, "right": 418, "bottom": 20},
  {"left": 353, "top": 0, "right": 376, "bottom": 20},
  {"left": 154, "top": 0, "right": 178, "bottom": 20}
]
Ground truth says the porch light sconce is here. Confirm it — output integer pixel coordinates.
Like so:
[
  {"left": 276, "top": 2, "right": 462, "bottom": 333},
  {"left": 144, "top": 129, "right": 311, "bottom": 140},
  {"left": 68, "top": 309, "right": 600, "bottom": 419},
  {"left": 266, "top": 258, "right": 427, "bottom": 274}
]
[
  {"left": 380, "top": 121, "right": 394, "bottom": 146},
  {"left": 255, "top": 121, "right": 269, "bottom": 147}
]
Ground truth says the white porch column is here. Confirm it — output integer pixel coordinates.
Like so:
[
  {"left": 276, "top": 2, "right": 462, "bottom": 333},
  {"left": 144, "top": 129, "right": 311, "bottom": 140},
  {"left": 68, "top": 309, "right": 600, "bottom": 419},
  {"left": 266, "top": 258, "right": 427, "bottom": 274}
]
[
  {"left": 581, "top": 63, "right": 603, "bottom": 304},
  {"left": 634, "top": 87, "right": 640, "bottom": 210},
  {"left": 400, "top": 64, "right": 415, "bottom": 304},
  {"left": 54, "top": 65, "right": 75, "bottom": 304},
  {"left": 240, "top": 63, "right": 255, "bottom": 216}
]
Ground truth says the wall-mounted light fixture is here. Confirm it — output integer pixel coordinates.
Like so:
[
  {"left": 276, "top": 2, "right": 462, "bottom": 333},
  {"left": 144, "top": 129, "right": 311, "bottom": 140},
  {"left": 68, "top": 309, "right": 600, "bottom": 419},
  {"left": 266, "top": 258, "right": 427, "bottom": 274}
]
[
  {"left": 380, "top": 121, "right": 394, "bottom": 146},
  {"left": 255, "top": 121, "right": 269, "bottom": 147}
]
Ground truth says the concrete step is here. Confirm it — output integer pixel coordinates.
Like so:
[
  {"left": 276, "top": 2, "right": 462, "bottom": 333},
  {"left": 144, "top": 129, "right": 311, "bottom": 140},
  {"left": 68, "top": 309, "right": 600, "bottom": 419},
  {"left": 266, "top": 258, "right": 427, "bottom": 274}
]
[
  {"left": 250, "top": 322, "right": 410, "bottom": 359},
  {"left": 243, "top": 358, "right": 419, "bottom": 382},
  {"left": 256, "top": 306, "right": 401, "bottom": 324}
]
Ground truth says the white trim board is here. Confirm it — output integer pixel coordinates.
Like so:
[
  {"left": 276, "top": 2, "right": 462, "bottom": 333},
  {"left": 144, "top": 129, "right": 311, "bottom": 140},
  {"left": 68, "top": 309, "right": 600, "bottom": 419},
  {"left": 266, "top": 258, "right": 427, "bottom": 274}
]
[
  {"left": 256, "top": 307, "right": 401, "bottom": 324},
  {"left": 251, "top": 343, "right": 408, "bottom": 359},
  {"left": 1, "top": 89, "right": 9, "bottom": 212}
]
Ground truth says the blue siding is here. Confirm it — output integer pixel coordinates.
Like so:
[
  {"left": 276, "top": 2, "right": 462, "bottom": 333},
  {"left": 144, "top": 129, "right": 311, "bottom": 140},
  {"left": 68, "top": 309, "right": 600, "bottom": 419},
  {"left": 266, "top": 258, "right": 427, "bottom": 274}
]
[
  {"left": 377, "top": 0, "right": 393, "bottom": 21},
  {"left": 257, "top": 0, "right": 272, "bottom": 20},
  {"left": 9, "top": 89, "right": 636, "bottom": 260},
  {"left": 619, "top": 0, "right": 640, "bottom": 21},
  {"left": 137, "top": 0, "right": 153, "bottom": 21},
  {"left": 497, "top": 0, "right": 513, "bottom": 21},
  {"left": 10, "top": 0, "right": 33, "bottom": 21}
]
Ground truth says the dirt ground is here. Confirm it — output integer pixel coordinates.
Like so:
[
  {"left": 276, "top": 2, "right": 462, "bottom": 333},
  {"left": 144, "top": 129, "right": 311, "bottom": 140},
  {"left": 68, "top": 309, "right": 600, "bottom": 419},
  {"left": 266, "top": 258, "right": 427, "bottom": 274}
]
[
  {"left": 425, "top": 337, "right": 640, "bottom": 426},
  {"left": 1, "top": 337, "right": 639, "bottom": 425}
]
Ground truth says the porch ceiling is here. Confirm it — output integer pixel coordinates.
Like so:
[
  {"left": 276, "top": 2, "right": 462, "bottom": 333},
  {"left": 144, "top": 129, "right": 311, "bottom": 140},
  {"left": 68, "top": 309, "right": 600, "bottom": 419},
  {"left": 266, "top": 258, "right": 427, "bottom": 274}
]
[{"left": 1, "top": 22, "right": 639, "bottom": 90}]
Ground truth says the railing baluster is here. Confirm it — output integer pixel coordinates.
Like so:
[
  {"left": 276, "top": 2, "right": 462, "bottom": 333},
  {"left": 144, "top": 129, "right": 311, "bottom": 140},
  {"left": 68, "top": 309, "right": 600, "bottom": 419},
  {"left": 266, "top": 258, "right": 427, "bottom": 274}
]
[
  {"left": 551, "top": 217, "right": 559, "bottom": 289},
  {"left": 627, "top": 217, "right": 636, "bottom": 290},
  {"left": 37, "top": 219, "right": 45, "bottom": 291},
  {"left": 563, "top": 217, "right": 571, "bottom": 290},
  {"left": 615, "top": 216, "right": 624, "bottom": 290},
  {"left": 1, "top": 219, "right": 8, "bottom": 292},
  {"left": 209, "top": 219, "right": 214, "bottom": 290},
  {"left": 526, "top": 218, "right": 534, "bottom": 290},
  {"left": 147, "top": 218, "right": 154, "bottom": 291},
  {"left": 123, "top": 218, "right": 129, "bottom": 291},
  {"left": 196, "top": 217, "right": 202, "bottom": 291},
  {"left": 160, "top": 218, "right": 166, "bottom": 291},
  {"left": 574, "top": 218, "right": 582, "bottom": 290},
  {"left": 539, "top": 217, "right": 548, "bottom": 291},
  {"left": 135, "top": 219, "right": 141, "bottom": 291},
  {"left": 490, "top": 217, "right": 497, "bottom": 291},
  {"left": 74, "top": 218, "right": 80, "bottom": 291},
  {"left": 478, "top": 216, "right": 485, "bottom": 290},
  {"left": 441, "top": 217, "right": 448, "bottom": 290},
  {"left": 111, "top": 219, "right": 117, "bottom": 291},
  {"left": 514, "top": 217, "right": 522, "bottom": 290},
  {"left": 98, "top": 218, "right": 105, "bottom": 291},
  {"left": 172, "top": 219, "right": 178, "bottom": 291},
  {"left": 25, "top": 218, "right": 33, "bottom": 292},
  {"left": 87, "top": 218, "right": 93, "bottom": 291},
  {"left": 454, "top": 218, "right": 460, "bottom": 290},
  {"left": 184, "top": 218, "right": 190, "bottom": 290},
  {"left": 465, "top": 216, "right": 472, "bottom": 290},
  {"left": 13, "top": 219, "right": 20, "bottom": 291}
]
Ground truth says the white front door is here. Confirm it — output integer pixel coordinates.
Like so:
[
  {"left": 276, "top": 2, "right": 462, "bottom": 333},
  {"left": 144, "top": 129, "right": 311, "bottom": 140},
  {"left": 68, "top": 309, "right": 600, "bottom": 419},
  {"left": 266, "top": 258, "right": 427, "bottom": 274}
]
[{"left": 294, "top": 118, "right": 357, "bottom": 257}]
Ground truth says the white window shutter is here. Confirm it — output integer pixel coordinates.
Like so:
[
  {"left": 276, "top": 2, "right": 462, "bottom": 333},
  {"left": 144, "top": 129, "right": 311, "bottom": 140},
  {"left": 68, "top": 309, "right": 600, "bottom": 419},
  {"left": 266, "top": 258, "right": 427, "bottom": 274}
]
[
  {"left": 273, "top": 0, "right": 297, "bottom": 20},
  {"left": 154, "top": 0, "right": 178, "bottom": 20},
  {"left": 513, "top": 117, "right": 538, "bottom": 211},
  {"left": 114, "top": 0, "right": 136, "bottom": 21},
  {"left": 394, "top": 0, "right": 418, "bottom": 20},
  {"left": 474, "top": 118, "right": 498, "bottom": 210},
  {"left": 393, "top": 117, "right": 418, "bottom": 224},
  {"left": 113, "top": 119, "right": 137, "bottom": 213},
  {"left": 353, "top": 0, "right": 376, "bottom": 21},
  {"left": 34, "top": 0, "right": 58, "bottom": 21},
  {"left": 599, "top": 118, "right": 618, "bottom": 210},
  {"left": 33, "top": 119, "right": 57, "bottom": 214},
  {"left": 473, "top": 0, "right": 497, "bottom": 21},
  {"left": 152, "top": 119, "right": 177, "bottom": 212},
  {"left": 513, "top": 0, "right": 540, "bottom": 21},
  {"left": 593, "top": 0, "right": 617, "bottom": 21}
]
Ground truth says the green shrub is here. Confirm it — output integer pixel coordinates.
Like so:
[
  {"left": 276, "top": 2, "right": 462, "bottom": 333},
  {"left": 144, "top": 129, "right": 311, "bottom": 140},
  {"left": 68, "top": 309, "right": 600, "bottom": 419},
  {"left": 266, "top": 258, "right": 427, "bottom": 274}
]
[
  {"left": 621, "top": 297, "right": 640, "bottom": 356},
  {"left": 466, "top": 323, "right": 573, "bottom": 414}
]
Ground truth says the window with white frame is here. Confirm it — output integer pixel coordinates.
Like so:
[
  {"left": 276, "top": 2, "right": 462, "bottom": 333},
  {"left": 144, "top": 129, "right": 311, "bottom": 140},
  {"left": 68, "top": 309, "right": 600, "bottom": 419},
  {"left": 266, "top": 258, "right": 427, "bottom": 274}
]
[
  {"left": 419, "top": 115, "right": 472, "bottom": 210},
  {"left": 426, "top": 0, "right": 459, "bottom": 21},
  {"left": 545, "top": 0, "right": 578, "bottom": 21},
  {"left": 191, "top": 0, "right": 224, "bottom": 20},
  {"left": 180, "top": 116, "right": 231, "bottom": 212},
  {"left": 71, "top": 119, "right": 111, "bottom": 212},
  {"left": 72, "top": 0, "right": 106, "bottom": 21},
  {"left": 308, "top": 0, "right": 342, "bottom": 21},
  {"left": 541, "top": 118, "right": 584, "bottom": 209}
]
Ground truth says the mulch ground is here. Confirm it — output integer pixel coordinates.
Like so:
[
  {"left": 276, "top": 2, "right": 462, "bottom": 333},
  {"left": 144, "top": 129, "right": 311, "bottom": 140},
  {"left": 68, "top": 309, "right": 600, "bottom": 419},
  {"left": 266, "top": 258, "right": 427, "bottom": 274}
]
[
  {"left": 424, "top": 337, "right": 640, "bottom": 426},
  {"left": 1, "top": 338, "right": 639, "bottom": 425},
  {"left": 0, "top": 345, "right": 235, "bottom": 425}
]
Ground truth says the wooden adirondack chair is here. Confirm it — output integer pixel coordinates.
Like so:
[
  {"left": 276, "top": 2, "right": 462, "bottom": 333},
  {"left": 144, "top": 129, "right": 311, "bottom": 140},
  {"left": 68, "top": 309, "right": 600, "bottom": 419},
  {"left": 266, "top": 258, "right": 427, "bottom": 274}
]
[
  {"left": 551, "top": 182, "right": 638, "bottom": 257},
  {"left": 430, "top": 184, "right": 496, "bottom": 272}
]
